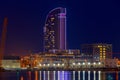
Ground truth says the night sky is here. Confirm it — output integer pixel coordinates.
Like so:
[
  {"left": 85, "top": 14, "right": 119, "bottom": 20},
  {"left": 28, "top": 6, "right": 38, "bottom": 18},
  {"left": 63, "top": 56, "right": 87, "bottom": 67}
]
[{"left": 0, "top": 0, "right": 120, "bottom": 55}]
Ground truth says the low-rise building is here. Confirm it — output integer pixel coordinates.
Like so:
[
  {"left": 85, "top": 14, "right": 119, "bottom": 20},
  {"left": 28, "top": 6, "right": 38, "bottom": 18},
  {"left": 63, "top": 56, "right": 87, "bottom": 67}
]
[
  {"left": 101, "top": 58, "right": 117, "bottom": 68},
  {"left": 2, "top": 56, "right": 21, "bottom": 70}
]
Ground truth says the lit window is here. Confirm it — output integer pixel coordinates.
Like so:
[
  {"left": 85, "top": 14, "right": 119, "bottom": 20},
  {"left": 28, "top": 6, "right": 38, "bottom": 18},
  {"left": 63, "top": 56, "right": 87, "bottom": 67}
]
[
  {"left": 103, "top": 51, "right": 105, "bottom": 52},
  {"left": 98, "top": 45, "right": 102, "bottom": 47},
  {"left": 103, "top": 48, "right": 106, "bottom": 50}
]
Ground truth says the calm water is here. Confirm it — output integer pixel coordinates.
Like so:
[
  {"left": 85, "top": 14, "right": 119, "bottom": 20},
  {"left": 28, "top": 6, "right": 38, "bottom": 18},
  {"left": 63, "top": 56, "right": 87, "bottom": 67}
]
[{"left": 0, "top": 70, "right": 119, "bottom": 80}]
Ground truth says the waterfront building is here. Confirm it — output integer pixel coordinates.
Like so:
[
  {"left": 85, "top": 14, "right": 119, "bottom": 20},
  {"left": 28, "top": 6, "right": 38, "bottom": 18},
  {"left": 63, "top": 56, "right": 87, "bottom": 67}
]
[
  {"left": 101, "top": 58, "right": 117, "bottom": 68},
  {"left": 49, "top": 49, "right": 80, "bottom": 55},
  {"left": 81, "top": 43, "right": 112, "bottom": 61},
  {"left": 44, "top": 7, "right": 67, "bottom": 52},
  {"left": 2, "top": 56, "right": 21, "bottom": 70}
]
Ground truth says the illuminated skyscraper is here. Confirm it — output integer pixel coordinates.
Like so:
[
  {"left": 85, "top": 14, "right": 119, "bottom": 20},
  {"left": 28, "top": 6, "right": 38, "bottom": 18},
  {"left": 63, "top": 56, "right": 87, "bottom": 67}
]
[{"left": 44, "top": 7, "right": 66, "bottom": 52}]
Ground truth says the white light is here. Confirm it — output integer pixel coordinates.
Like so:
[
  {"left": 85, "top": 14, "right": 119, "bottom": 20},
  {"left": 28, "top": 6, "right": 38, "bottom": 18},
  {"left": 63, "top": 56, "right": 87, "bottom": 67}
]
[
  {"left": 83, "top": 62, "right": 85, "bottom": 65},
  {"left": 40, "top": 71, "right": 41, "bottom": 80},
  {"left": 39, "top": 64, "right": 41, "bottom": 66},
  {"left": 73, "top": 63, "right": 75, "bottom": 65},
  {"left": 48, "top": 71, "right": 50, "bottom": 80},
  {"left": 54, "top": 71, "right": 56, "bottom": 80},
  {"left": 78, "top": 63, "right": 81, "bottom": 65},
  {"left": 44, "top": 71, "right": 46, "bottom": 80},
  {"left": 88, "top": 62, "right": 90, "bottom": 65},
  {"left": 58, "top": 63, "right": 60, "bottom": 66},
  {"left": 43, "top": 64, "right": 45, "bottom": 66},
  {"left": 98, "top": 62, "right": 101, "bottom": 65},
  {"left": 62, "top": 63, "right": 64, "bottom": 66},
  {"left": 78, "top": 71, "right": 80, "bottom": 80},
  {"left": 98, "top": 71, "right": 101, "bottom": 80},
  {"left": 93, "top": 62, "right": 96, "bottom": 65},
  {"left": 53, "top": 64, "right": 55, "bottom": 66},
  {"left": 48, "top": 64, "right": 50, "bottom": 66},
  {"left": 73, "top": 71, "right": 75, "bottom": 80}
]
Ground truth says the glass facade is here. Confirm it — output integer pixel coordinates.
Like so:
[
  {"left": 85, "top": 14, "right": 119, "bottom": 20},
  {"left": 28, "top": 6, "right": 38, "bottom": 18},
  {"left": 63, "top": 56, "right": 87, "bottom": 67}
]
[{"left": 44, "top": 7, "right": 66, "bottom": 52}]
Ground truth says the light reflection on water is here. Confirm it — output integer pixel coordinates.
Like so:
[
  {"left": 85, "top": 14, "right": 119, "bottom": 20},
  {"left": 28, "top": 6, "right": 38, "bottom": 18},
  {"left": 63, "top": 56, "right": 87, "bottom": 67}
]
[
  {"left": 94, "top": 71, "right": 96, "bottom": 80},
  {"left": 83, "top": 71, "right": 85, "bottom": 80},
  {"left": 0, "top": 70, "right": 120, "bottom": 80},
  {"left": 98, "top": 71, "right": 101, "bottom": 80}
]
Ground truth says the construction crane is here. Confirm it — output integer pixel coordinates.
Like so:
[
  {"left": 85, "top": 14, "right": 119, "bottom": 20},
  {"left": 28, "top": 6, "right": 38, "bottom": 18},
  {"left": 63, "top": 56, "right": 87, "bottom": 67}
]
[{"left": 0, "top": 17, "right": 8, "bottom": 68}]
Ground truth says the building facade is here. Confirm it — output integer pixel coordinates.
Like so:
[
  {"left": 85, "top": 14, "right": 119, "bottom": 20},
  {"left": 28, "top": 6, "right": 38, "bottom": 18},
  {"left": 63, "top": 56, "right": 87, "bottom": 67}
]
[
  {"left": 2, "top": 56, "right": 21, "bottom": 70},
  {"left": 44, "top": 7, "right": 67, "bottom": 52},
  {"left": 81, "top": 43, "right": 112, "bottom": 61}
]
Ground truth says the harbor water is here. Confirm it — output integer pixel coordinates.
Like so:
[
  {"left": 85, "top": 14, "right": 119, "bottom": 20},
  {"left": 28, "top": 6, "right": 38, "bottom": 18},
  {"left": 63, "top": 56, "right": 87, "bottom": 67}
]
[{"left": 0, "top": 70, "right": 119, "bottom": 80}]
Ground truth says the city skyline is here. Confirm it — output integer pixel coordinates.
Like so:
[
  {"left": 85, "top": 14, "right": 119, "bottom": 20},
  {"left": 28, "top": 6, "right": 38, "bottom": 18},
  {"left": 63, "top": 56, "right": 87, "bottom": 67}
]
[{"left": 0, "top": 0, "right": 120, "bottom": 55}]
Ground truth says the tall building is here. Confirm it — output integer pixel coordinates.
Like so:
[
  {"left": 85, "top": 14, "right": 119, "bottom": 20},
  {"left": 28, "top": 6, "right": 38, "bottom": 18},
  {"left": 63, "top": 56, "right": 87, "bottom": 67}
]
[
  {"left": 81, "top": 43, "right": 112, "bottom": 61},
  {"left": 44, "top": 7, "right": 67, "bottom": 52}
]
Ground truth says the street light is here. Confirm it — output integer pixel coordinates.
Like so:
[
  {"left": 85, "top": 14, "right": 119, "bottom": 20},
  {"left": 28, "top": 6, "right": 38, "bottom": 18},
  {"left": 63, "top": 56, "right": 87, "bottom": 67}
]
[
  {"left": 73, "top": 63, "right": 75, "bottom": 65},
  {"left": 88, "top": 62, "right": 90, "bottom": 65},
  {"left": 62, "top": 63, "right": 64, "bottom": 66},
  {"left": 93, "top": 62, "right": 96, "bottom": 65},
  {"left": 83, "top": 62, "right": 85, "bottom": 65},
  {"left": 53, "top": 64, "right": 55, "bottom": 66},
  {"left": 39, "top": 64, "right": 41, "bottom": 66},
  {"left": 98, "top": 62, "right": 101, "bottom": 65},
  {"left": 47, "top": 64, "right": 50, "bottom": 66},
  {"left": 78, "top": 63, "right": 81, "bottom": 65},
  {"left": 58, "top": 63, "right": 60, "bottom": 66}
]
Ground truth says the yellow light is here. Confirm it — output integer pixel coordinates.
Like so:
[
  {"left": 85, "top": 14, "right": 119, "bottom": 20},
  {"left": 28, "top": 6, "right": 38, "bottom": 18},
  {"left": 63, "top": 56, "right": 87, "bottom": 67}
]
[
  {"left": 103, "top": 48, "right": 106, "bottom": 50},
  {"left": 58, "top": 63, "right": 60, "bottom": 66},
  {"left": 100, "top": 50, "right": 102, "bottom": 52},
  {"left": 103, "top": 51, "right": 105, "bottom": 52},
  {"left": 98, "top": 45, "right": 102, "bottom": 47},
  {"left": 39, "top": 64, "right": 41, "bottom": 66}
]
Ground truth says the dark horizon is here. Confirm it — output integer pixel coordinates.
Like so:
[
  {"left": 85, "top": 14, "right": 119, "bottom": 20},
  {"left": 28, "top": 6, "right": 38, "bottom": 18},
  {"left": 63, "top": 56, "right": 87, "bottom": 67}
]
[{"left": 0, "top": 0, "right": 120, "bottom": 56}]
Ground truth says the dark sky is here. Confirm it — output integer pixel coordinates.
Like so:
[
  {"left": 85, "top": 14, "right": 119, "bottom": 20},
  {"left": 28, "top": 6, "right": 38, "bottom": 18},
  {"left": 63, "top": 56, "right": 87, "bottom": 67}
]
[{"left": 0, "top": 0, "right": 120, "bottom": 55}]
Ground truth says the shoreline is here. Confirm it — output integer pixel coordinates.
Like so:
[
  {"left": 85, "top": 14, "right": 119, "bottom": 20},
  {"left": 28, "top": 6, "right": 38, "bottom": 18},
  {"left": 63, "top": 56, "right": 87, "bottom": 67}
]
[{"left": 1, "top": 67, "right": 120, "bottom": 72}]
